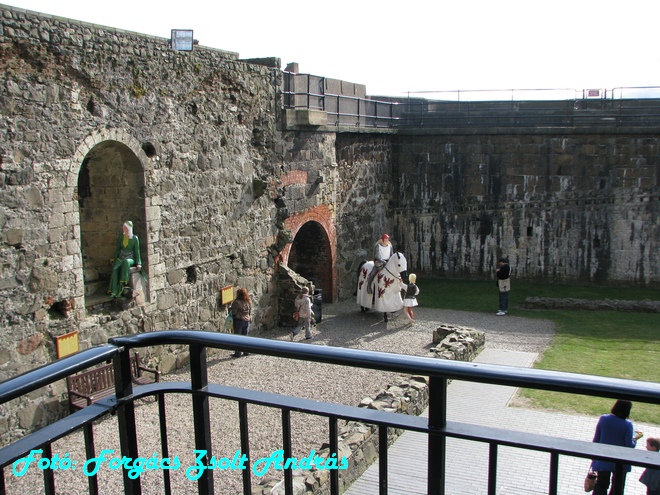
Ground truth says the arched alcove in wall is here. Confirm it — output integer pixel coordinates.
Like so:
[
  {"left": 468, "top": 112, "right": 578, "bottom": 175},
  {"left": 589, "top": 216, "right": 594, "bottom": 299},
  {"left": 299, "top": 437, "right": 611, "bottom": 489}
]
[
  {"left": 287, "top": 221, "right": 333, "bottom": 302},
  {"left": 77, "top": 140, "right": 148, "bottom": 305}
]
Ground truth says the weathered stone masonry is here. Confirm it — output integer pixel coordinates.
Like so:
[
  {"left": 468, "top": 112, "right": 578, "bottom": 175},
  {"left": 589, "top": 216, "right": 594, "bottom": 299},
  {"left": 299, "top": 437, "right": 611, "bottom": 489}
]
[
  {"left": 0, "top": 5, "right": 372, "bottom": 441},
  {"left": 0, "top": 3, "right": 658, "bottom": 441},
  {"left": 391, "top": 132, "right": 659, "bottom": 284}
]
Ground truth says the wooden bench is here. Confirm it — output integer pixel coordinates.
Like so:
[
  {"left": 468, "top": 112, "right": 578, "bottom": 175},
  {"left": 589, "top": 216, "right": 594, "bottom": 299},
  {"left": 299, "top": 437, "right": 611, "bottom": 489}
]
[{"left": 66, "top": 352, "right": 160, "bottom": 412}]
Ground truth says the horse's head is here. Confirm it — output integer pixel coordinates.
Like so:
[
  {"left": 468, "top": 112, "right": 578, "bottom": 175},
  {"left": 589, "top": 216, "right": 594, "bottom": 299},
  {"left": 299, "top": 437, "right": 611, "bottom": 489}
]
[{"left": 387, "top": 252, "right": 408, "bottom": 280}]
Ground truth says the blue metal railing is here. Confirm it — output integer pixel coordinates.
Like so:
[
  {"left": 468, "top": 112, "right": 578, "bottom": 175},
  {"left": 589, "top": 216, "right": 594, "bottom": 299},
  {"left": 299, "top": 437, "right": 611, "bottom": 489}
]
[{"left": 1, "top": 331, "right": 659, "bottom": 495}]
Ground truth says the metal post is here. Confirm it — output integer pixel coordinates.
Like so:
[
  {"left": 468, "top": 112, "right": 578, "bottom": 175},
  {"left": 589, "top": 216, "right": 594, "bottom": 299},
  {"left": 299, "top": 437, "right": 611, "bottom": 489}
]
[
  {"left": 238, "top": 402, "right": 251, "bottom": 495},
  {"left": 83, "top": 423, "right": 99, "bottom": 495},
  {"left": 487, "top": 443, "right": 497, "bottom": 494},
  {"left": 612, "top": 463, "right": 624, "bottom": 495},
  {"left": 42, "top": 443, "right": 55, "bottom": 495},
  {"left": 114, "top": 349, "right": 141, "bottom": 495},
  {"left": 427, "top": 376, "right": 447, "bottom": 495},
  {"left": 190, "top": 344, "right": 214, "bottom": 495},
  {"left": 378, "top": 426, "right": 388, "bottom": 495},
  {"left": 157, "top": 394, "right": 172, "bottom": 495},
  {"left": 329, "top": 416, "right": 339, "bottom": 495},
  {"left": 282, "top": 409, "right": 293, "bottom": 495},
  {"left": 549, "top": 452, "right": 559, "bottom": 495}
]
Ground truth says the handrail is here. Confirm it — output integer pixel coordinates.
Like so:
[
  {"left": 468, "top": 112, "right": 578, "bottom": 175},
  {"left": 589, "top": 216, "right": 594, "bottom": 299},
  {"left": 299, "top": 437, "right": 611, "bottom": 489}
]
[
  {"left": 404, "top": 86, "right": 660, "bottom": 102},
  {"left": 280, "top": 72, "right": 660, "bottom": 128},
  {"left": 110, "top": 331, "right": 660, "bottom": 402},
  {"left": 0, "top": 344, "right": 119, "bottom": 404},
  {"left": 1, "top": 331, "right": 659, "bottom": 495}
]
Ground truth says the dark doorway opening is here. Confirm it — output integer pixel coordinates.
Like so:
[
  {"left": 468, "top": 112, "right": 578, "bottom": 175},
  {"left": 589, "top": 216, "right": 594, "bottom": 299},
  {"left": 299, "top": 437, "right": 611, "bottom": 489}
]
[{"left": 288, "top": 221, "right": 332, "bottom": 302}]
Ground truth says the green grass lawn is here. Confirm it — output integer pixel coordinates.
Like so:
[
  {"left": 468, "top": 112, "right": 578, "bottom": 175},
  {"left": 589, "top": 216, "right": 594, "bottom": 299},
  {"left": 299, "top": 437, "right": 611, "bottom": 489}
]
[{"left": 416, "top": 277, "right": 660, "bottom": 424}]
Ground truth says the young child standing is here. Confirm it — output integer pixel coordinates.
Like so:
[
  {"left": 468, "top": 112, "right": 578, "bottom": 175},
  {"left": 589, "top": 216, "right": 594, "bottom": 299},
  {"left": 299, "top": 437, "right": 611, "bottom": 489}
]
[
  {"left": 640, "top": 437, "right": 660, "bottom": 495},
  {"left": 291, "top": 287, "right": 314, "bottom": 341},
  {"left": 402, "top": 273, "right": 420, "bottom": 326}
]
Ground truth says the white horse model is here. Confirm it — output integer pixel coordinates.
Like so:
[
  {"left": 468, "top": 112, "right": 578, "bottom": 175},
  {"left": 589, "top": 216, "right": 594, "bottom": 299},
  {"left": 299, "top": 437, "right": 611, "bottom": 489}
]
[{"left": 356, "top": 252, "right": 408, "bottom": 321}]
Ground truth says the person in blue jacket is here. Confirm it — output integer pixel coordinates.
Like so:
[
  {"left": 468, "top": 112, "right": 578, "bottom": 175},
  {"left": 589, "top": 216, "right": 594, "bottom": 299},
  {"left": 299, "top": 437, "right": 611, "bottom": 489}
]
[{"left": 592, "top": 399, "right": 641, "bottom": 495}]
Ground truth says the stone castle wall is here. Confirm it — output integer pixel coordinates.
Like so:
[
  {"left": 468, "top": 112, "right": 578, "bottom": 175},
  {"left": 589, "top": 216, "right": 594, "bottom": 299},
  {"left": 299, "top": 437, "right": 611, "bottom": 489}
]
[
  {"left": 391, "top": 133, "right": 659, "bottom": 284},
  {"left": 0, "top": 5, "right": 371, "bottom": 441},
  {"left": 1, "top": 3, "right": 659, "bottom": 442}
]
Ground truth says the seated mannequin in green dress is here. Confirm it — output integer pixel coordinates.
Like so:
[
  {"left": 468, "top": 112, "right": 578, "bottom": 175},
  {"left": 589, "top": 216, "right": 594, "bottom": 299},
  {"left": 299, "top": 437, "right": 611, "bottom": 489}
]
[{"left": 108, "top": 221, "right": 142, "bottom": 299}]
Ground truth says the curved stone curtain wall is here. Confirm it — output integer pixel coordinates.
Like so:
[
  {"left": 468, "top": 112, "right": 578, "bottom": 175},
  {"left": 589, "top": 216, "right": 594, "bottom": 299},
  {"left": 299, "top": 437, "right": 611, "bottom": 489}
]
[{"left": 392, "top": 134, "right": 659, "bottom": 284}]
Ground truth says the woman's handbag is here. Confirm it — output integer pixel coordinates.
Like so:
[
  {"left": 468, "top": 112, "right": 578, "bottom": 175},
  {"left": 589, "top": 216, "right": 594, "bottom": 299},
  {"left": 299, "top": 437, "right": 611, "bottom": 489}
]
[
  {"left": 584, "top": 470, "right": 597, "bottom": 492},
  {"left": 224, "top": 311, "right": 234, "bottom": 332},
  {"left": 292, "top": 311, "right": 300, "bottom": 322}
]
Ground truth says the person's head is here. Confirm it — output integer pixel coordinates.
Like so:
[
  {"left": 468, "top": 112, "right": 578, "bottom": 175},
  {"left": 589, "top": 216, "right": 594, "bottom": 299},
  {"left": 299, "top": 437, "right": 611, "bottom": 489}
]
[
  {"left": 236, "top": 287, "right": 250, "bottom": 303},
  {"left": 498, "top": 257, "right": 507, "bottom": 265},
  {"left": 381, "top": 234, "right": 390, "bottom": 243},
  {"left": 611, "top": 399, "right": 632, "bottom": 419},
  {"left": 301, "top": 287, "right": 309, "bottom": 295},
  {"left": 646, "top": 437, "right": 660, "bottom": 451},
  {"left": 123, "top": 221, "right": 134, "bottom": 238},
  {"left": 408, "top": 273, "right": 417, "bottom": 284}
]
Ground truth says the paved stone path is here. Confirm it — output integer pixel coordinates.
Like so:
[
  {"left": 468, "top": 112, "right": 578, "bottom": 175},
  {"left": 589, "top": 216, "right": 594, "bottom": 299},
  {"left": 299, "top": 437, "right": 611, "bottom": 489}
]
[{"left": 345, "top": 347, "right": 659, "bottom": 495}]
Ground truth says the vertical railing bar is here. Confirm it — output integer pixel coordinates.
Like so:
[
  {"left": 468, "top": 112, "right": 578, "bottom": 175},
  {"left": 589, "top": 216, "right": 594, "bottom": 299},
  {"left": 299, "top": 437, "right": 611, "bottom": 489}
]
[
  {"left": 190, "top": 344, "right": 214, "bottom": 495},
  {"left": 329, "top": 416, "right": 339, "bottom": 495},
  {"left": 239, "top": 401, "right": 252, "bottom": 495},
  {"left": 487, "top": 443, "right": 497, "bottom": 495},
  {"left": 0, "top": 466, "right": 5, "bottom": 495},
  {"left": 42, "top": 443, "right": 55, "bottom": 495},
  {"left": 157, "top": 393, "right": 172, "bottom": 495},
  {"left": 612, "top": 462, "right": 624, "bottom": 495},
  {"left": 378, "top": 425, "right": 388, "bottom": 495},
  {"left": 83, "top": 422, "right": 99, "bottom": 495},
  {"left": 114, "top": 348, "right": 141, "bottom": 495},
  {"left": 427, "top": 376, "right": 447, "bottom": 495},
  {"left": 549, "top": 452, "right": 559, "bottom": 495},
  {"left": 282, "top": 409, "right": 293, "bottom": 495}
]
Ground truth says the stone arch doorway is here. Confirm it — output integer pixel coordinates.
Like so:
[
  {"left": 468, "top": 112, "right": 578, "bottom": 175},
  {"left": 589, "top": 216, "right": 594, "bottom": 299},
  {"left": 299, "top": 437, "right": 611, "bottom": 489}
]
[
  {"left": 287, "top": 221, "right": 333, "bottom": 302},
  {"left": 77, "top": 139, "right": 148, "bottom": 306}
]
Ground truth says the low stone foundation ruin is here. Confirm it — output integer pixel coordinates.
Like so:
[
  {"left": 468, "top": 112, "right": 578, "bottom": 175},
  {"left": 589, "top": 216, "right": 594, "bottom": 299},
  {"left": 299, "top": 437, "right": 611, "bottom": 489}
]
[{"left": 521, "top": 297, "right": 660, "bottom": 313}]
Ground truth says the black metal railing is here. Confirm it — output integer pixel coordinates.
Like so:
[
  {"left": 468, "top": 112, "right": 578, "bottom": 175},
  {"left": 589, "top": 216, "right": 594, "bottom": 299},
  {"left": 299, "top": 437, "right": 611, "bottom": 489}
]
[
  {"left": 1, "top": 331, "right": 659, "bottom": 495},
  {"left": 281, "top": 74, "right": 660, "bottom": 129}
]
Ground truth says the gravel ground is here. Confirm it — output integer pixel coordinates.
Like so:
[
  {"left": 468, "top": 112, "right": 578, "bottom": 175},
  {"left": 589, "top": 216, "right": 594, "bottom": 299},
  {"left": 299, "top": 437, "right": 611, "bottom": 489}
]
[{"left": 5, "top": 301, "right": 555, "bottom": 495}]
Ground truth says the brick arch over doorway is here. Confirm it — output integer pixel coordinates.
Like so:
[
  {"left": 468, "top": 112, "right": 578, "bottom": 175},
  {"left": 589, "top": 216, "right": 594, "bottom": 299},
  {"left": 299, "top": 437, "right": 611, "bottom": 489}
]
[{"left": 282, "top": 205, "right": 337, "bottom": 302}]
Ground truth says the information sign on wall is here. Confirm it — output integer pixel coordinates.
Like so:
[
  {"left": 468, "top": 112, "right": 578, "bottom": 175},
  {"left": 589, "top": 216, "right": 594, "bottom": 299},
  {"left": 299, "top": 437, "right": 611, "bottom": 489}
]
[
  {"left": 171, "top": 30, "right": 194, "bottom": 51},
  {"left": 221, "top": 286, "right": 235, "bottom": 306},
  {"left": 56, "top": 331, "right": 79, "bottom": 358}
]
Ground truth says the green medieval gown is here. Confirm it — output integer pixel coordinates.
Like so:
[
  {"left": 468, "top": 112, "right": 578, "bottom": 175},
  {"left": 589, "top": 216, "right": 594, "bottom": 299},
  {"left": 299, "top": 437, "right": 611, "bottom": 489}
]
[{"left": 108, "top": 234, "right": 142, "bottom": 298}]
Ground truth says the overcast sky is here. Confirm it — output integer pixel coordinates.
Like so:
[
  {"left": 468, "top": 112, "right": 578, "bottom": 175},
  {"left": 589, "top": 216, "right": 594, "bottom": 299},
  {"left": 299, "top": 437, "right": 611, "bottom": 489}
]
[{"left": 4, "top": 0, "right": 660, "bottom": 98}]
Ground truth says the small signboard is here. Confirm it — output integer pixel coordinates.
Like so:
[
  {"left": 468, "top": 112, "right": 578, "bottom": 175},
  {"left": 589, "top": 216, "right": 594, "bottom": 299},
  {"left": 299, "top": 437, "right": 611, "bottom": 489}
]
[
  {"left": 171, "top": 30, "right": 194, "bottom": 51},
  {"left": 221, "top": 285, "right": 235, "bottom": 306},
  {"left": 56, "top": 331, "right": 79, "bottom": 358},
  {"left": 587, "top": 89, "right": 601, "bottom": 98}
]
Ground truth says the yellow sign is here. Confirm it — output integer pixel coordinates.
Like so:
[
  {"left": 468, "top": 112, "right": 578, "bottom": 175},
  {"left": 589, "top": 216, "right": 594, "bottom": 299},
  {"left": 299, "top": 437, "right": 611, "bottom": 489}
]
[
  {"left": 56, "top": 331, "right": 79, "bottom": 358},
  {"left": 221, "top": 286, "right": 235, "bottom": 305}
]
